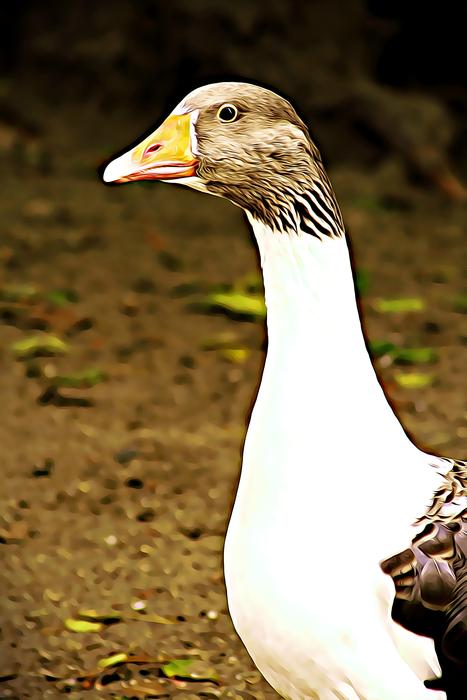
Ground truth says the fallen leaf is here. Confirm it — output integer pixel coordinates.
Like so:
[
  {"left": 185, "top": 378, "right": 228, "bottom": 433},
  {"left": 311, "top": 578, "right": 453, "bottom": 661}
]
[
  {"left": 45, "top": 289, "right": 79, "bottom": 306},
  {"left": 370, "top": 341, "right": 437, "bottom": 365},
  {"left": 161, "top": 659, "right": 193, "bottom": 679},
  {"left": 97, "top": 652, "right": 129, "bottom": 669},
  {"left": 392, "top": 347, "right": 437, "bottom": 365},
  {"left": 394, "top": 372, "right": 434, "bottom": 389},
  {"left": 355, "top": 269, "right": 371, "bottom": 296},
  {"left": 65, "top": 618, "right": 103, "bottom": 633},
  {"left": 369, "top": 340, "right": 396, "bottom": 358},
  {"left": 453, "top": 294, "right": 467, "bottom": 313},
  {"left": 196, "top": 291, "right": 266, "bottom": 320},
  {"left": 372, "top": 298, "right": 426, "bottom": 313},
  {"left": 219, "top": 348, "right": 250, "bottom": 364},
  {"left": 51, "top": 368, "right": 107, "bottom": 388},
  {"left": 12, "top": 334, "right": 69, "bottom": 359},
  {"left": 161, "top": 659, "right": 219, "bottom": 683}
]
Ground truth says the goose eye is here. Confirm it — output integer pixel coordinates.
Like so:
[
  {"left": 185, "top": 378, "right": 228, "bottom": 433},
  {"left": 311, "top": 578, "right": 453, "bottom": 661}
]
[{"left": 217, "top": 104, "right": 238, "bottom": 123}]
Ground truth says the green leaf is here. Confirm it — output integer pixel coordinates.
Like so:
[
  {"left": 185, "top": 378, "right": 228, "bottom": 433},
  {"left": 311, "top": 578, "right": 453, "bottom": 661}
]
[
  {"left": 64, "top": 618, "right": 103, "bottom": 633},
  {"left": 52, "top": 369, "right": 107, "bottom": 388},
  {"left": 355, "top": 269, "right": 371, "bottom": 296},
  {"left": 161, "top": 658, "right": 219, "bottom": 683},
  {"left": 161, "top": 658, "right": 194, "bottom": 679},
  {"left": 198, "top": 291, "right": 266, "bottom": 320},
  {"left": 392, "top": 347, "right": 437, "bottom": 365},
  {"left": 370, "top": 341, "right": 437, "bottom": 364},
  {"left": 453, "top": 294, "right": 467, "bottom": 314},
  {"left": 394, "top": 372, "right": 434, "bottom": 389},
  {"left": 11, "top": 334, "right": 69, "bottom": 359},
  {"left": 97, "top": 652, "right": 128, "bottom": 669},
  {"left": 373, "top": 297, "right": 426, "bottom": 313},
  {"left": 369, "top": 340, "right": 396, "bottom": 358},
  {"left": 45, "top": 289, "right": 79, "bottom": 306}
]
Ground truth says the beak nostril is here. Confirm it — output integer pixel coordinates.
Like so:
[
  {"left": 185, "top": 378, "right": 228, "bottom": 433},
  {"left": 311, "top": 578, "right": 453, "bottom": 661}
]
[{"left": 144, "top": 143, "right": 162, "bottom": 157}]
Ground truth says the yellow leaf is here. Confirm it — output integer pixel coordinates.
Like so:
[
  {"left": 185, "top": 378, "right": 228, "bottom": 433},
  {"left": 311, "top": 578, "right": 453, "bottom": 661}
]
[
  {"left": 98, "top": 652, "right": 128, "bottom": 669},
  {"left": 394, "top": 372, "right": 434, "bottom": 389},
  {"left": 12, "top": 334, "right": 69, "bottom": 359},
  {"left": 219, "top": 348, "right": 250, "bottom": 363},
  {"left": 201, "top": 291, "right": 265, "bottom": 319},
  {"left": 373, "top": 297, "right": 425, "bottom": 313},
  {"left": 65, "top": 618, "right": 103, "bottom": 633}
]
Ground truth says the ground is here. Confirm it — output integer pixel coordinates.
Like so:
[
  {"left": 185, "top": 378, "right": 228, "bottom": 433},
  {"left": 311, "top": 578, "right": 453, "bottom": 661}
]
[{"left": 0, "top": 105, "right": 465, "bottom": 699}]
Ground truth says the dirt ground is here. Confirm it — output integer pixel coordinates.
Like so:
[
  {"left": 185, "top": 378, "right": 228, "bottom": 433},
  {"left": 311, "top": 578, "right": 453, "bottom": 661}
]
[{"left": 0, "top": 104, "right": 465, "bottom": 699}]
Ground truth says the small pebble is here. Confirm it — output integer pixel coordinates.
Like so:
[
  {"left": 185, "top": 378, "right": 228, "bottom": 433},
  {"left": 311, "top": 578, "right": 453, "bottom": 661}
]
[
  {"left": 114, "top": 448, "right": 140, "bottom": 465},
  {"left": 120, "top": 292, "right": 140, "bottom": 316}
]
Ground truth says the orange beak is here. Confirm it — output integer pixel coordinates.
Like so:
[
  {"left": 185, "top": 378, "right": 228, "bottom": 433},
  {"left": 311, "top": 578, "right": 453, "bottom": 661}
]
[{"left": 103, "top": 113, "right": 198, "bottom": 183}]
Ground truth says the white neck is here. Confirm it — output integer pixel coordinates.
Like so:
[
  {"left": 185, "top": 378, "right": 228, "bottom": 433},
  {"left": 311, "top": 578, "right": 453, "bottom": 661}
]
[
  {"left": 249, "top": 215, "right": 362, "bottom": 335},
  {"left": 246, "top": 215, "right": 410, "bottom": 457}
]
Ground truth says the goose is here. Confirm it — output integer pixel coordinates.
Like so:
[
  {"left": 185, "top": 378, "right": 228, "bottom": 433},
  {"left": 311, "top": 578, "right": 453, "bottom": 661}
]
[{"left": 102, "top": 82, "right": 467, "bottom": 700}]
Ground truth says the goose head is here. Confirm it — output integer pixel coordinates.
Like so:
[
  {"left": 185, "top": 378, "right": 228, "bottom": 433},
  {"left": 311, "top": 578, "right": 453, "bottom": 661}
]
[{"left": 103, "top": 82, "right": 332, "bottom": 233}]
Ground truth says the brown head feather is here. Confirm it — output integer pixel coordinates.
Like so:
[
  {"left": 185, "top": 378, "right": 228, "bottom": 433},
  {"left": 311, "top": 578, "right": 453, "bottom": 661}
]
[{"left": 179, "top": 83, "right": 344, "bottom": 237}]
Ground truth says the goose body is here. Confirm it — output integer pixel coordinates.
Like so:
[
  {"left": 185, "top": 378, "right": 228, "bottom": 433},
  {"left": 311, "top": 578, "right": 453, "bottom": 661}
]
[
  {"left": 103, "top": 82, "right": 466, "bottom": 699},
  {"left": 225, "top": 220, "right": 445, "bottom": 699}
]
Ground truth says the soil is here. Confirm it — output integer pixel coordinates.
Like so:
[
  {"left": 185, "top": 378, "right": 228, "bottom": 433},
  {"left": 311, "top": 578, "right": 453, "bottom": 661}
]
[{"left": 0, "top": 104, "right": 465, "bottom": 699}]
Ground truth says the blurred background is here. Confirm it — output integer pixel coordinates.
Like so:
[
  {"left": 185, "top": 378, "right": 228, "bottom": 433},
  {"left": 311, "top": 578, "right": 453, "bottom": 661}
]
[{"left": 0, "top": 2, "right": 466, "bottom": 698}]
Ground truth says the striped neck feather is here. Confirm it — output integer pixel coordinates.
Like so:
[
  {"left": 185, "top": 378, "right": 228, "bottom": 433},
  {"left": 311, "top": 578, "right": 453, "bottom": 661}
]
[
  {"left": 249, "top": 177, "right": 346, "bottom": 240},
  {"left": 274, "top": 179, "right": 345, "bottom": 240}
]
